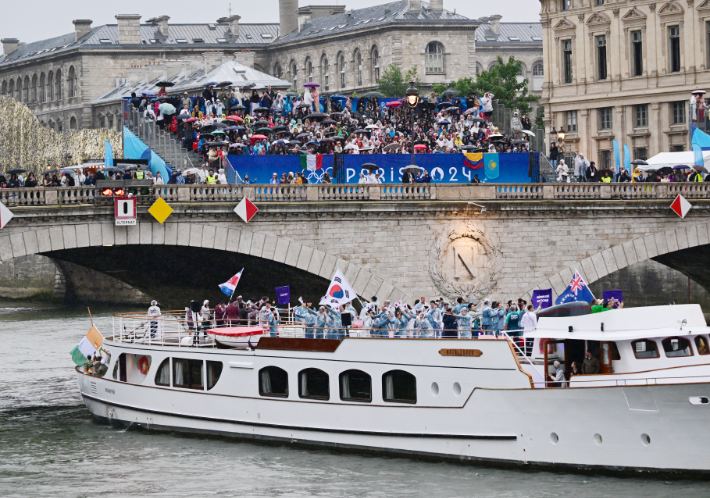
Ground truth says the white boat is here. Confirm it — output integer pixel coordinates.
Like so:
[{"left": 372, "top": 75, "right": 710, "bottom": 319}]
[{"left": 76, "top": 304, "right": 710, "bottom": 475}]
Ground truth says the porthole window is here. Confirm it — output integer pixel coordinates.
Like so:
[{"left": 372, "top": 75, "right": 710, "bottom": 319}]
[
  {"left": 173, "top": 358, "right": 203, "bottom": 390},
  {"left": 695, "top": 335, "right": 710, "bottom": 355},
  {"left": 155, "top": 358, "right": 170, "bottom": 386},
  {"left": 207, "top": 361, "right": 223, "bottom": 390},
  {"left": 662, "top": 337, "right": 693, "bottom": 357},
  {"left": 299, "top": 368, "right": 329, "bottom": 400},
  {"left": 632, "top": 339, "right": 659, "bottom": 359},
  {"left": 259, "top": 366, "right": 289, "bottom": 397},
  {"left": 382, "top": 370, "right": 417, "bottom": 404},
  {"left": 340, "top": 369, "right": 372, "bottom": 402}
]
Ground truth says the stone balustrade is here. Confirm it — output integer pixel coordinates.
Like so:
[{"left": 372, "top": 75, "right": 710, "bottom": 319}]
[{"left": 1, "top": 183, "right": 709, "bottom": 207}]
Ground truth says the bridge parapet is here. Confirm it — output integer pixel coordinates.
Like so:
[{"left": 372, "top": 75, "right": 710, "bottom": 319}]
[{"left": 1, "top": 183, "right": 710, "bottom": 207}]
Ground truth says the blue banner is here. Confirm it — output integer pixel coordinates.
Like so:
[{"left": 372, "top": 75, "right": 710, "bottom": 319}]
[
  {"left": 227, "top": 153, "right": 532, "bottom": 184},
  {"left": 612, "top": 139, "right": 620, "bottom": 171},
  {"left": 275, "top": 286, "right": 291, "bottom": 305},
  {"left": 602, "top": 289, "right": 623, "bottom": 305},
  {"left": 484, "top": 153, "right": 500, "bottom": 180},
  {"left": 104, "top": 141, "right": 114, "bottom": 167},
  {"left": 532, "top": 288, "right": 553, "bottom": 309},
  {"left": 623, "top": 144, "right": 631, "bottom": 172}
]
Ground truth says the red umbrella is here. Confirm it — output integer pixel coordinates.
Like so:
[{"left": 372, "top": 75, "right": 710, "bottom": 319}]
[
  {"left": 385, "top": 101, "right": 403, "bottom": 108},
  {"left": 414, "top": 144, "right": 427, "bottom": 150},
  {"left": 184, "top": 117, "right": 199, "bottom": 123},
  {"left": 250, "top": 134, "right": 268, "bottom": 144},
  {"left": 226, "top": 115, "right": 244, "bottom": 122}
]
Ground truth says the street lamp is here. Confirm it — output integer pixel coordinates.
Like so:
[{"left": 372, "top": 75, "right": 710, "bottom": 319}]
[
  {"left": 557, "top": 127, "right": 566, "bottom": 141},
  {"left": 405, "top": 82, "right": 420, "bottom": 165}
]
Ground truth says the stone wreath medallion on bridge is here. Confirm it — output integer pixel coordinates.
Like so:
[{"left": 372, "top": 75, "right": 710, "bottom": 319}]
[{"left": 428, "top": 222, "right": 502, "bottom": 301}]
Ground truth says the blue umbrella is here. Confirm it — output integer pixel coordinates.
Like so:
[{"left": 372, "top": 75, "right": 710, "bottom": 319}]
[
  {"left": 141, "top": 90, "right": 156, "bottom": 96},
  {"left": 330, "top": 94, "right": 347, "bottom": 100},
  {"left": 673, "top": 165, "right": 691, "bottom": 169},
  {"left": 203, "top": 81, "right": 218, "bottom": 87},
  {"left": 223, "top": 126, "right": 240, "bottom": 131},
  {"left": 306, "top": 141, "right": 319, "bottom": 146}
]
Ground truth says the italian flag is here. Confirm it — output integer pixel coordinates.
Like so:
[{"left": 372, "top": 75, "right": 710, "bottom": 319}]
[
  {"left": 299, "top": 154, "right": 323, "bottom": 172},
  {"left": 70, "top": 326, "right": 104, "bottom": 366}
]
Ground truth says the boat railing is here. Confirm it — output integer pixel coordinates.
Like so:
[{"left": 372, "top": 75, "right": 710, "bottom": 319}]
[{"left": 500, "top": 330, "right": 545, "bottom": 380}]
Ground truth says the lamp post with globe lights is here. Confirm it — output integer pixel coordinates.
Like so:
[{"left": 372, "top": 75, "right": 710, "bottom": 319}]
[{"left": 405, "top": 81, "right": 420, "bottom": 166}]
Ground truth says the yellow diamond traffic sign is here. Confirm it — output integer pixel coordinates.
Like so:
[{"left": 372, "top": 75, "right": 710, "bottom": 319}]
[{"left": 148, "top": 198, "right": 173, "bottom": 224}]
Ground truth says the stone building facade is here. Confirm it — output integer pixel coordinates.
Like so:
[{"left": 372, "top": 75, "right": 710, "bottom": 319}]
[
  {"left": 540, "top": 0, "right": 704, "bottom": 165},
  {"left": 0, "top": 1, "right": 542, "bottom": 132}
]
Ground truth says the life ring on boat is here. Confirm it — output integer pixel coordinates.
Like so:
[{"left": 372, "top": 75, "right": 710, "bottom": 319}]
[{"left": 138, "top": 356, "right": 150, "bottom": 375}]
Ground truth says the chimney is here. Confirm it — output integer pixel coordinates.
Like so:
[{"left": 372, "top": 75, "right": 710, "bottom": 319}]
[
  {"left": 408, "top": 0, "right": 422, "bottom": 10},
  {"left": 430, "top": 0, "right": 444, "bottom": 11},
  {"left": 147, "top": 16, "right": 170, "bottom": 38},
  {"left": 1, "top": 38, "right": 19, "bottom": 56},
  {"left": 217, "top": 15, "right": 241, "bottom": 38},
  {"left": 203, "top": 51, "right": 225, "bottom": 73},
  {"left": 115, "top": 14, "right": 142, "bottom": 45},
  {"left": 488, "top": 14, "right": 502, "bottom": 36},
  {"left": 279, "top": 0, "right": 299, "bottom": 36},
  {"left": 164, "top": 59, "right": 184, "bottom": 79},
  {"left": 72, "top": 19, "right": 92, "bottom": 42},
  {"left": 128, "top": 64, "right": 146, "bottom": 85}
]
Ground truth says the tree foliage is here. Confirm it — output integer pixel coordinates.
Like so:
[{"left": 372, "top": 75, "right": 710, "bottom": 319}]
[{"left": 378, "top": 64, "right": 421, "bottom": 97}]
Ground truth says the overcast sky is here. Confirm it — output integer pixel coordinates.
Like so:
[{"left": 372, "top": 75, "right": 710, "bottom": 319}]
[{"left": 2, "top": 0, "right": 540, "bottom": 43}]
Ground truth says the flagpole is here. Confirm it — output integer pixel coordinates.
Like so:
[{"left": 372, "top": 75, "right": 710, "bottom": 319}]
[{"left": 227, "top": 268, "right": 245, "bottom": 305}]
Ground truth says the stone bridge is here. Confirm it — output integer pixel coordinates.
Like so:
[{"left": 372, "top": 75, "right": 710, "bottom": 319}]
[{"left": 1, "top": 183, "right": 710, "bottom": 307}]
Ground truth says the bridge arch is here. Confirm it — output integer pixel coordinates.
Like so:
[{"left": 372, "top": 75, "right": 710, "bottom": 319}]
[
  {"left": 526, "top": 222, "right": 710, "bottom": 302},
  {"left": 0, "top": 221, "right": 410, "bottom": 304}
]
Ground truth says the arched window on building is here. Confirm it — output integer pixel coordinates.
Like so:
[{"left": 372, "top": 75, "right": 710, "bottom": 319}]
[
  {"left": 68, "top": 66, "right": 77, "bottom": 98},
  {"left": 56, "top": 119, "right": 63, "bottom": 132},
  {"left": 425, "top": 42, "right": 444, "bottom": 74},
  {"left": 99, "top": 114, "right": 105, "bottom": 128},
  {"left": 338, "top": 52, "right": 346, "bottom": 89},
  {"left": 47, "top": 71, "right": 54, "bottom": 101},
  {"left": 475, "top": 62, "right": 483, "bottom": 78},
  {"left": 370, "top": 46, "right": 380, "bottom": 83},
  {"left": 55, "top": 69, "right": 62, "bottom": 101},
  {"left": 48, "top": 120, "right": 54, "bottom": 130},
  {"left": 306, "top": 58, "right": 313, "bottom": 83},
  {"left": 23, "top": 76, "right": 30, "bottom": 103},
  {"left": 70, "top": 116, "right": 77, "bottom": 130},
  {"left": 273, "top": 63, "right": 282, "bottom": 79},
  {"left": 7, "top": 80, "right": 13, "bottom": 99},
  {"left": 1, "top": 80, "right": 6, "bottom": 96},
  {"left": 532, "top": 62, "right": 544, "bottom": 92},
  {"left": 16, "top": 78, "right": 21, "bottom": 101},
  {"left": 516, "top": 63, "right": 526, "bottom": 84},
  {"left": 107, "top": 114, "right": 114, "bottom": 130},
  {"left": 290, "top": 60, "right": 298, "bottom": 90},
  {"left": 31, "top": 74, "right": 38, "bottom": 103},
  {"left": 320, "top": 55, "right": 329, "bottom": 91},
  {"left": 354, "top": 50, "right": 362, "bottom": 86},
  {"left": 39, "top": 73, "right": 45, "bottom": 102}
]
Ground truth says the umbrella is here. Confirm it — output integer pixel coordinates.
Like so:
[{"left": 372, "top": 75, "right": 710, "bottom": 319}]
[
  {"left": 156, "top": 81, "right": 175, "bottom": 87},
  {"left": 521, "top": 130, "right": 536, "bottom": 137},
  {"left": 442, "top": 90, "right": 459, "bottom": 96},
  {"left": 253, "top": 107, "right": 271, "bottom": 113},
  {"left": 464, "top": 108, "right": 477, "bottom": 115},
  {"left": 673, "top": 165, "right": 691, "bottom": 170},
  {"left": 321, "top": 119, "right": 337, "bottom": 125},
  {"left": 7, "top": 168, "right": 26, "bottom": 174},
  {"left": 210, "top": 130, "right": 226, "bottom": 135},
  {"left": 692, "top": 90, "right": 707, "bottom": 95},
  {"left": 272, "top": 125, "right": 288, "bottom": 131},
  {"left": 232, "top": 104, "right": 246, "bottom": 110},
  {"left": 471, "top": 117, "right": 485, "bottom": 123},
  {"left": 414, "top": 144, "right": 427, "bottom": 150},
  {"left": 203, "top": 82, "right": 218, "bottom": 87},
  {"left": 297, "top": 133, "right": 311, "bottom": 140},
  {"left": 404, "top": 165, "right": 425, "bottom": 173},
  {"left": 229, "top": 143, "right": 247, "bottom": 148},
  {"left": 512, "top": 140, "right": 528, "bottom": 145},
  {"left": 320, "top": 137, "right": 335, "bottom": 143},
  {"left": 344, "top": 143, "right": 358, "bottom": 150},
  {"left": 174, "top": 114, "right": 192, "bottom": 121},
  {"left": 304, "top": 82, "right": 320, "bottom": 88},
  {"left": 289, "top": 139, "right": 302, "bottom": 145},
  {"left": 489, "top": 133, "right": 504, "bottom": 139},
  {"left": 297, "top": 103, "right": 310, "bottom": 109},
  {"left": 205, "top": 141, "right": 229, "bottom": 146},
  {"left": 306, "top": 112, "right": 328, "bottom": 120},
  {"left": 211, "top": 122, "right": 228, "bottom": 129},
  {"left": 44, "top": 169, "right": 60, "bottom": 175},
  {"left": 100, "top": 167, "right": 124, "bottom": 173},
  {"left": 285, "top": 92, "right": 299, "bottom": 97},
  {"left": 437, "top": 120, "right": 451, "bottom": 125},
  {"left": 330, "top": 111, "right": 345, "bottom": 116},
  {"left": 352, "top": 129, "right": 370, "bottom": 134},
  {"left": 184, "top": 117, "right": 199, "bottom": 123},
  {"left": 272, "top": 139, "right": 290, "bottom": 145},
  {"left": 362, "top": 92, "right": 383, "bottom": 98},
  {"left": 365, "top": 124, "right": 380, "bottom": 129},
  {"left": 361, "top": 163, "right": 379, "bottom": 171},
  {"left": 306, "top": 140, "right": 319, "bottom": 146},
  {"left": 385, "top": 101, "right": 402, "bottom": 108},
  {"left": 694, "top": 165, "right": 710, "bottom": 173},
  {"left": 183, "top": 168, "right": 201, "bottom": 175},
  {"left": 159, "top": 103, "right": 176, "bottom": 115},
  {"left": 140, "top": 90, "right": 156, "bottom": 96},
  {"left": 256, "top": 127, "right": 274, "bottom": 134},
  {"left": 460, "top": 145, "right": 477, "bottom": 151},
  {"left": 332, "top": 136, "right": 346, "bottom": 141},
  {"left": 250, "top": 134, "right": 268, "bottom": 144},
  {"left": 223, "top": 126, "right": 240, "bottom": 131},
  {"left": 630, "top": 159, "right": 648, "bottom": 165},
  {"left": 254, "top": 120, "right": 271, "bottom": 127},
  {"left": 225, "top": 115, "right": 244, "bottom": 122},
  {"left": 216, "top": 81, "right": 233, "bottom": 87},
  {"left": 445, "top": 106, "right": 459, "bottom": 112},
  {"left": 384, "top": 143, "right": 400, "bottom": 152}
]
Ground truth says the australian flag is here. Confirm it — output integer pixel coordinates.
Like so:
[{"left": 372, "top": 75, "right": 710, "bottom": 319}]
[{"left": 555, "top": 270, "right": 595, "bottom": 305}]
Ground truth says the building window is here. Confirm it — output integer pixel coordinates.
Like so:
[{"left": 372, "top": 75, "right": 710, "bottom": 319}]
[
  {"left": 70, "top": 116, "right": 77, "bottom": 130},
  {"left": 68, "top": 66, "right": 77, "bottom": 98},
  {"left": 107, "top": 114, "right": 113, "bottom": 129},
  {"left": 23, "top": 76, "right": 29, "bottom": 103},
  {"left": 669, "top": 25, "right": 681, "bottom": 73},
  {"left": 299, "top": 368, "right": 329, "bottom": 400},
  {"left": 340, "top": 370, "right": 372, "bottom": 402},
  {"left": 635, "top": 104, "right": 648, "bottom": 127},
  {"left": 321, "top": 56, "right": 329, "bottom": 91},
  {"left": 561, "top": 0, "right": 570, "bottom": 11},
  {"left": 632, "top": 339, "right": 659, "bottom": 359},
  {"left": 600, "top": 150, "right": 612, "bottom": 170},
  {"left": 631, "top": 30, "right": 643, "bottom": 77},
  {"left": 596, "top": 35, "right": 607, "bottom": 80},
  {"left": 47, "top": 72, "right": 54, "bottom": 101},
  {"left": 633, "top": 147, "right": 648, "bottom": 160},
  {"left": 672, "top": 144, "right": 685, "bottom": 152},
  {"left": 662, "top": 337, "right": 693, "bottom": 357},
  {"left": 290, "top": 61, "right": 297, "bottom": 90},
  {"left": 425, "top": 42, "right": 444, "bottom": 74},
  {"left": 562, "top": 39, "right": 573, "bottom": 84},
  {"left": 533, "top": 63, "right": 544, "bottom": 76},
  {"left": 8, "top": 80, "right": 14, "bottom": 99},
  {"left": 31, "top": 74, "right": 38, "bottom": 103},
  {"left": 172, "top": 358, "right": 203, "bottom": 390},
  {"left": 273, "top": 63, "right": 282, "bottom": 79},
  {"left": 596, "top": 0, "right": 604, "bottom": 5},
  {"left": 55, "top": 69, "right": 62, "bottom": 100},
  {"left": 371, "top": 47, "right": 380, "bottom": 82},
  {"left": 339, "top": 53, "right": 346, "bottom": 88},
  {"left": 707, "top": 22, "right": 710, "bottom": 69},
  {"left": 306, "top": 59, "right": 313, "bottom": 83},
  {"left": 259, "top": 366, "right": 289, "bottom": 397},
  {"left": 382, "top": 370, "right": 417, "bottom": 404},
  {"left": 566, "top": 110, "right": 578, "bottom": 132},
  {"left": 355, "top": 50, "right": 362, "bottom": 86},
  {"left": 39, "top": 73, "right": 45, "bottom": 102},
  {"left": 672, "top": 101, "right": 686, "bottom": 124},
  {"left": 599, "top": 107, "right": 612, "bottom": 130}
]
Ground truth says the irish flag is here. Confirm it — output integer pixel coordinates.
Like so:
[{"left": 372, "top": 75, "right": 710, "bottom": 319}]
[
  {"left": 300, "top": 154, "right": 323, "bottom": 172},
  {"left": 70, "top": 326, "right": 104, "bottom": 366}
]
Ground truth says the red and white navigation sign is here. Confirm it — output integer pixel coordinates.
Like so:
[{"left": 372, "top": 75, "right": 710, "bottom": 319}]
[
  {"left": 0, "top": 202, "right": 14, "bottom": 229},
  {"left": 670, "top": 194, "right": 692, "bottom": 219},
  {"left": 114, "top": 196, "right": 137, "bottom": 226},
  {"left": 234, "top": 197, "right": 258, "bottom": 223}
]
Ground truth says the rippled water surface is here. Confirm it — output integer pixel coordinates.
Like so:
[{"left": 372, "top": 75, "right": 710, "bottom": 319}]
[{"left": 1, "top": 303, "right": 708, "bottom": 497}]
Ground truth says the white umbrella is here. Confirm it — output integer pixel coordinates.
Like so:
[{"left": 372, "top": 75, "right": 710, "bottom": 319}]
[
  {"left": 365, "top": 124, "right": 379, "bottom": 129},
  {"left": 521, "top": 130, "right": 536, "bottom": 137},
  {"left": 404, "top": 165, "right": 425, "bottom": 173},
  {"left": 183, "top": 168, "right": 200, "bottom": 175},
  {"left": 344, "top": 143, "right": 358, "bottom": 150}
]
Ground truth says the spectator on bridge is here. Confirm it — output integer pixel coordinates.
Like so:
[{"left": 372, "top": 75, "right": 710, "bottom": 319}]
[
  {"left": 24, "top": 172, "right": 38, "bottom": 188},
  {"left": 153, "top": 172, "right": 164, "bottom": 185},
  {"left": 556, "top": 159, "right": 569, "bottom": 183},
  {"left": 549, "top": 142, "right": 559, "bottom": 169},
  {"left": 574, "top": 153, "right": 590, "bottom": 182}
]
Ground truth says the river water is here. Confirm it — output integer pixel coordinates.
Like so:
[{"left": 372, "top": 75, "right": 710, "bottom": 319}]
[{"left": 1, "top": 303, "right": 708, "bottom": 497}]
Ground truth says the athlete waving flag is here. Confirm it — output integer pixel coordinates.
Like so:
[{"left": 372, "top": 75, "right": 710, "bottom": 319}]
[{"left": 320, "top": 269, "right": 357, "bottom": 307}]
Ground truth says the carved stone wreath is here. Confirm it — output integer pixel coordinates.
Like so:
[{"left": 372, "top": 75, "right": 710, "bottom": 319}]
[{"left": 428, "top": 221, "right": 502, "bottom": 301}]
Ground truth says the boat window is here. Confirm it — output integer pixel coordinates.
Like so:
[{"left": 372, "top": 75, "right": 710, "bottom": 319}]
[
  {"left": 259, "top": 366, "right": 289, "bottom": 397},
  {"left": 662, "top": 337, "right": 693, "bottom": 358},
  {"left": 112, "top": 353, "right": 127, "bottom": 382},
  {"left": 695, "top": 335, "right": 710, "bottom": 355},
  {"left": 610, "top": 342, "right": 621, "bottom": 360},
  {"left": 382, "top": 370, "right": 417, "bottom": 404},
  {"left": 112, "top": 353, "right": 149, "bottom": 383},
  {"left": 155, "top": 358, "right": 170, "bottom": 386},
  {"left": 173, "top": 358, "right": 204, "bottom": 390},
  {"left": 207, "top": 361, "right": 223, "bottom": 390},
  {"left": 340, "top": 370, "right": 372, "bottom": 402},
  {"left": 299, "top": 368, "right": 330, "bottom": 400},
  {"left": 632, "top": 339, "right": 659, "bottom": 359}
]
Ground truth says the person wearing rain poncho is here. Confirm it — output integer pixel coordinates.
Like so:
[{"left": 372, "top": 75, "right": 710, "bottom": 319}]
[
  {"left": 325, "top": 306, "right": 345, "bottom": 339},
  {"left": 510, "top": 111, "right": 522, "bottom": 139},
  {"left": 413, "top": 310, "right": 433, "bottom": 338},
  {"left": 267, "top": 308, "right": 281, "bottom": 337},
  {"left": 371, "top": 311, "right": 392, "bottom": 338},
  {"left": 303, "top": 88, "right": 315, "bottom": 112},
  {"left": 307, "top": 307, "right": 328, "bottom": 339},
  {"left": 454, "top": 307, "right": 474, "bottom": 339},
  {"left": 394, "top": 308, "right": 416, "bottom": 338},
  {"left": 302, "top": 305, "right": 317, "bottom": 339}
]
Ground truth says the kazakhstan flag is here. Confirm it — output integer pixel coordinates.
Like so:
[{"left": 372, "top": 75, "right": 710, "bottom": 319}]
[{"left": 484, "top": 152, "right": 499, "bottom": 180}]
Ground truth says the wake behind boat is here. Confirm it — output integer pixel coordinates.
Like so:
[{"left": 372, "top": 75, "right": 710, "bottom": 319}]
[{"left": 75, "top": 302, "right": 710, "bottom": 476}]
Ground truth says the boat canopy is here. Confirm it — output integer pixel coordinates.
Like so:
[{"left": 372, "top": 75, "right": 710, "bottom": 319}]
[{"left": 527, "top": 304, "right": 710, "bottom": 341}]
